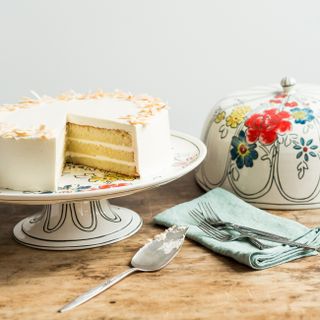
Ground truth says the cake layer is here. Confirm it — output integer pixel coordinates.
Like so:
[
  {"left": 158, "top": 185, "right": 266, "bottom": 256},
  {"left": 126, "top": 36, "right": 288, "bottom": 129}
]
[
  {"left": 66, "top": 155, "right": 138, "bottom": 176},
  {"left": 67, "top": 123, "right": 133, "bottom": 147},
  {"left": 67, "top": 137, "right": 134, "bottom": 152},
  {"left": 66, "top": 139, "right": 135, "bottom": 162}
]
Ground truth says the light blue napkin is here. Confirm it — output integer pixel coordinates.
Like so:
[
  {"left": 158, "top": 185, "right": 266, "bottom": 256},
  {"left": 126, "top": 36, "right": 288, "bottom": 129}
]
[{"left": 153, "top": 188, "right": 320, "bottom": 269}]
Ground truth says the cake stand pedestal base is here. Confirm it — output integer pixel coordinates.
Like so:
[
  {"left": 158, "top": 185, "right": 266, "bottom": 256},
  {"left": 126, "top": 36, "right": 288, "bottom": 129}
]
[{"left": 13, "top": 200, "right": 143, "bottom": 250}]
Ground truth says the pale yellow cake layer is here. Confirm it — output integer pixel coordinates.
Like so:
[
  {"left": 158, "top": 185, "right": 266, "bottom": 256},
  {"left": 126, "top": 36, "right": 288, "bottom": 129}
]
[
  {"left": 66, "top": 155, "right": 138, "bottom": 177},
  {"left": 66, "top": 139, "right": 134, "bottom": 162},
  {"left": 67, "top": 123, "right": 133, "bottom": 147}
]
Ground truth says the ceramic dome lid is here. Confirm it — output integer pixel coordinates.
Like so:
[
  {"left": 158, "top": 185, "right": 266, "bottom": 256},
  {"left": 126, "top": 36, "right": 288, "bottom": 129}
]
[{"left": 195, "top": 77, "right": 320, "bottom": 209}]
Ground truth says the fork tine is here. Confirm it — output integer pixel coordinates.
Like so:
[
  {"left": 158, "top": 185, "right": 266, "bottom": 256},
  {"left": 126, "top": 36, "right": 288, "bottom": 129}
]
[
  {"left": 199, "top": 221, "right": 225, "bottom": 239},
  {"left": 198, "top": 216, "right": 226, "bottom": 236},
  {"left": 202, "top": 202, "right": 212, "bottom": 220},
  {"left": 198, "top": 224, "right": 218, "bottom": 239},
  {"left": 189, "top": 209, "right": 228, "bottom": 240},
  {"left": 189, "top": 208, "right": 210, "bottom": 226},
  {"left": 198, "top": 222, "right": 228, "bottom": 240},
  {"left": 197, "top": 202, "right": 210, "bottom": 221},
  {"left": 189, "top": 209, "right": 204, "bottom": 223},
  {"left": 193, "top": 206, "right": 205, "bottom": 217},
  {"left": 190, "top": 208, "right": 210, "bottom": 224},
  {"left": 196, "top": 201, "right": 210, "bottom": 219},
  {"left": 198, "top": 223, "right": 224, "bottom": 240},
  {"left": 205, "top": 202, "right": 221, "bottom": 222},
  {"left": 196, "top": 202, "right": 210, "bottom": 222},
  {"left": 189, "top": 209, "right": 227, "bottom": 239},
  {"left": 189, "top": 209, "right": 201, "bottom": 220}
]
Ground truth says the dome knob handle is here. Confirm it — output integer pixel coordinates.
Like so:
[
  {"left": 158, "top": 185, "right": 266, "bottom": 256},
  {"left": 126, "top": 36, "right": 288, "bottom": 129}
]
[{"left": 280, "top": 77, "right": 296, "bottom": 93}]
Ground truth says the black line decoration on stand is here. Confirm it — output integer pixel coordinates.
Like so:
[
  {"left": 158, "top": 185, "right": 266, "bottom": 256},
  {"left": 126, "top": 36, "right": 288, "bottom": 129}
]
[
  {"left": 95, "top": 200, "right": 121, "bottom": 223},
  {"left": 43, "top": 204, "right": 67, "bottom": 233},
  {"left": 70, "top": 203, "right": 98, "bottom": 232}
]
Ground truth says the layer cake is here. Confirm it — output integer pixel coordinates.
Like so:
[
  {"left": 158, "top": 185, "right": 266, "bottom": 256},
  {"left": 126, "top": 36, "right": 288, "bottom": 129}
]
[{"left": 0, "top": 91, "right": 172, "bottom": 191}]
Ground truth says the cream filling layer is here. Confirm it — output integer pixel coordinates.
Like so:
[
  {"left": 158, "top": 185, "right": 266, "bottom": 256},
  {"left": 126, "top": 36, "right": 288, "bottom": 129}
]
[
  {"left": 65, "top": 151, "right": 136, "bottom": 167},
  {"left": 67, "top": 137, "right": 134, "bottom": 152}
]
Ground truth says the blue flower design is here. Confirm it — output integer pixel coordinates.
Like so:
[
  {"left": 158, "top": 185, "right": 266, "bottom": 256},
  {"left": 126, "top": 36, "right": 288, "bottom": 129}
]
[
  {"left": 230, "top": 130, "right": 258, "bottom": 169},
  {"left": 290, "top": 107, "right": 314, "bottom": 124},
  {"left": 293, "top": 137, "right": 318, "bottom": 161}
]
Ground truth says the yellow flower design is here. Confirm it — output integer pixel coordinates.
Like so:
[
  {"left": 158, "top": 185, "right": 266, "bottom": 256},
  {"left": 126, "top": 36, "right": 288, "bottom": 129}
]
[
  {"left": 292, "top": 110, "right": 306, "bottom": 121},
  {"left": 226, "top": 105, "right": 252, "bottom": 128},
  {"left": 214, "top": 111, "right": 226, "bottom": 124}
]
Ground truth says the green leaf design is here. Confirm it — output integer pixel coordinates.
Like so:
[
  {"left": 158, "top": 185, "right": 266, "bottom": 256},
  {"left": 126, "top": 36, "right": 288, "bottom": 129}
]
[{"left": 306, "top": 139, "right": 313, "bottom": 146}]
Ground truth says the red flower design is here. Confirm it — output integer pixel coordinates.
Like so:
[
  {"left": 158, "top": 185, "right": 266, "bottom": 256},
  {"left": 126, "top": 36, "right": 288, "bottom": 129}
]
[
  {"left": 98, "top": 183, "right": 129, "bottom": 189},
  {"left": 269, "top": 99, "right": 282, "bottom": 104},
  {"left": 284, "top": 101, "right": 298, "bottom": 107},
  {"left": 244, "top": 108, "right": 292, "bottom": 145}
]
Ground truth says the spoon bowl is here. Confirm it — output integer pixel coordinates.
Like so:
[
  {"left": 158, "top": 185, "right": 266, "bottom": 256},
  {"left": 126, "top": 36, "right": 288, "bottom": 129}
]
[{"left": 132, "top": 225, "right": 188, "bottom": 271}]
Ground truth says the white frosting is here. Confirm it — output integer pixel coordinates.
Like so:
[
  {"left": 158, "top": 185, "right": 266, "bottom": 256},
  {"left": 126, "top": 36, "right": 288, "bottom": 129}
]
[
  {"left": 67, "top": 138, "right": 134, "bottom": 152},
  {"left": 0, "top": 98, "right": 139, "bottom": 135},
  {"left": 0, "top": 93, "right": 172, "bottom": 191},
  {"left": 65, "top": 151, "right": 136, "bottom": 167}
]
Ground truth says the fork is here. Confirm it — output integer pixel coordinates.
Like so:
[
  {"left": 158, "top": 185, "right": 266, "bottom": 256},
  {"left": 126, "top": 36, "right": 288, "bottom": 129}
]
[
  {"left": 200, "top": 202, "right": 289, "bottom": 241},
  {"left": 200, "top": 202, "right": 319, "bottom": 251},
  {"left": 189, "top": 209, "right": 271, "bottom": 250}
]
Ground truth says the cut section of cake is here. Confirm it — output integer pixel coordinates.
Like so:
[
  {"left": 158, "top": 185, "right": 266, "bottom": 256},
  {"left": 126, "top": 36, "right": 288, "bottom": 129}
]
[
  {"left": 0, "top": 91, "right": 172, "bottom": 191},
  {"left": 66, "top": 124, "right": 137, "bottom": 177}
]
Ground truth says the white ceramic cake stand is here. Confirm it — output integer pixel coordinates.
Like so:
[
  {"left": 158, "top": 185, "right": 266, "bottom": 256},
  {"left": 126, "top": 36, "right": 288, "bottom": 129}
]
[{"left": 0, "top": 131, "right": 206, "bottom": 250}]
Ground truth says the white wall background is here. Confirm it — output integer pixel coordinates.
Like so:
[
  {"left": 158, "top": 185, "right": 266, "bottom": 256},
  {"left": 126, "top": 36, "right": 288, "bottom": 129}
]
[{"left": 0, "top": 0, "right": 320, "bottom": 137}]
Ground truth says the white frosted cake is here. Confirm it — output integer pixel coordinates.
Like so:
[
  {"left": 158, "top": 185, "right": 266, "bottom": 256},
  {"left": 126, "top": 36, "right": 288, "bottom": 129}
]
[{"left": 0, "top": 91, "right": 172, "bottom": 191}]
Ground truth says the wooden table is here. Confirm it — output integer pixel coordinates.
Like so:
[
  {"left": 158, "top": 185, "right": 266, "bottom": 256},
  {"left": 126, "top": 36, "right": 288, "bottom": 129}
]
[{"left": 0, "top": 172, "right": 319, "bottom": 320}]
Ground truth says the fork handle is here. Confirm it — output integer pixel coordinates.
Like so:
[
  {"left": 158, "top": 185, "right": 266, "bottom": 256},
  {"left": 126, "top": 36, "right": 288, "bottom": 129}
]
[
  {"left": 214, "top": 222, "right": 291, "bottom": 241},
  {"left": 247, "top": 237, "right": 272, "bottom": 250},
  {"left": 226, "top": 224, "right": 318, "bottom": 250},
  {"left": 58, "top": 267, "right": 138, "bottom": 313},
  {"left": 243, "top": 233, "right": 318, "bottom": 251},
  {"left": 231, "top": 224, "right": 290, "bottom": 241}
]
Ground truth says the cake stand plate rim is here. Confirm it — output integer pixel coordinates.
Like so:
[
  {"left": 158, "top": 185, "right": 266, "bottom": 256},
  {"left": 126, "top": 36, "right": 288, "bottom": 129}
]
[{"left": 0, "top": 130, "right": 207, "bottom": 204}]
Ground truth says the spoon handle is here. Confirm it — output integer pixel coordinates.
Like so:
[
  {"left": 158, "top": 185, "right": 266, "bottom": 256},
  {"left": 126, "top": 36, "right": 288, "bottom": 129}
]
[{"left": 58, "top": 267, "right": 138, "bottom": 313}]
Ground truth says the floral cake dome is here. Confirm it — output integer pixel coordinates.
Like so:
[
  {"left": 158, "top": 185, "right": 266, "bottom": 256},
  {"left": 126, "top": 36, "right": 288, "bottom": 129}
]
[{"left": 195, "top": 77, "right": 320, "bottom": 209}]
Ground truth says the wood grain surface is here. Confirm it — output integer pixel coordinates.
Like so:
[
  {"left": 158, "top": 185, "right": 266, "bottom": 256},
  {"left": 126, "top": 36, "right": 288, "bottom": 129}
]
[{"left": 0, "top": 172, "right": 319, "bottom": 320}]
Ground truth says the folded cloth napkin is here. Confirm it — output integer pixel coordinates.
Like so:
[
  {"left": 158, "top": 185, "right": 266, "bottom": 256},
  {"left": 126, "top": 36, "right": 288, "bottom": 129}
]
[{"left": 153, "top": 188, "right": 320, "bottom": 269}]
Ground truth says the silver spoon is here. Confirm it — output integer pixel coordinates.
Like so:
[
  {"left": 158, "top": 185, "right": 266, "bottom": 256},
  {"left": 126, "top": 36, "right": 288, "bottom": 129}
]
[{"left": 58, "top": 225, "right": 188, "bottom": 313}]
